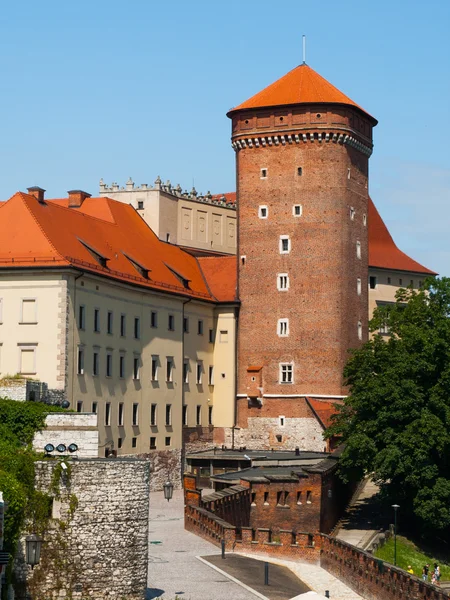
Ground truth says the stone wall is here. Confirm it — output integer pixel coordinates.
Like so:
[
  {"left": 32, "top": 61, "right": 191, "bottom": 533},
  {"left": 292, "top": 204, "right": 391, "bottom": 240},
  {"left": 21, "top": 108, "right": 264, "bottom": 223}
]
[
  {"left": 0, "top": 378, "right": 65, "bottom": 405},
  {"left": 14, "top": 458, "right": 150, "bottom": 600},
  {"left": 134, "top": 447, "right": 182, "bottom": 492},
  {"left": 33, "top": 413, "right": 99, "bottom": 459}
]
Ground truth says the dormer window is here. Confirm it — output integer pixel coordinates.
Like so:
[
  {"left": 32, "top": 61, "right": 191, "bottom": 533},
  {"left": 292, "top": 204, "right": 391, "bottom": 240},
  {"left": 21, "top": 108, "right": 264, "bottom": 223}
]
[
  {"left": 166, "top": 264, "right": 191, "bottom": 289},
  {"left": 123, "top": 253, "right": 150, "bottom": 279},
  {"left": 78, "top": 239, "right": 109, "bottom": 269}
]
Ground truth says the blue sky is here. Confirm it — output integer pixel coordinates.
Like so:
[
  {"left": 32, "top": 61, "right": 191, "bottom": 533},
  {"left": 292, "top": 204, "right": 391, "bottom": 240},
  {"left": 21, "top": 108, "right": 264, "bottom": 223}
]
[{"left": 0, "top": 0, "right": 449, "bottom": 274}]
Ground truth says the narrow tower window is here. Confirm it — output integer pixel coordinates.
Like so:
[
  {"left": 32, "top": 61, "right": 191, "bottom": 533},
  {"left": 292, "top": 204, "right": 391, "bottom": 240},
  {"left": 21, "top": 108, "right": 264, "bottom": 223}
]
[
  {"left": 279, "top": 236, "right": 291, "bottom": 254},
  {"left": 350, "top": 207, "right": 355, "bottom": 221},
  {"left": 260, "top": 168, "right": 268, "bottom": 179},
  {"left": 277, "top": 274, "right": 289, "bottom": 291},
  {"left": 293, "top": 204, "right": 302, "bottom": 217},
  {"left": 358, "top": 321, "right": 363, "bottom": 341},
  {"left": 363, "top": 214, "right": 367, "bottom": 227},
  {"left": 258, "top": 206, "right": 268, "bottom": 219},
  {"left": 297, "top": 167, "right": 303, "bottom": 176},
  {"left": 356, "top": 241, "right": 361, "bottom": 259},
  {"left": 278, "top": 319, "right": 289, "bottom": 337}
]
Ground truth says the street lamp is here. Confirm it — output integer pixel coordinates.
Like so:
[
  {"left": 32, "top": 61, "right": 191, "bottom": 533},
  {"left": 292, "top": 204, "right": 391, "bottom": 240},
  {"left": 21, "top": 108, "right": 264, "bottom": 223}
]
[
  {"left": 163, "top": 480, "right": 174, "bottom": 502},
  {"left": 392, "top": 505, "right": 400, "bottom": 566},
  {"left": 25, "top": 534, "right": 43, "bottom": 569}
]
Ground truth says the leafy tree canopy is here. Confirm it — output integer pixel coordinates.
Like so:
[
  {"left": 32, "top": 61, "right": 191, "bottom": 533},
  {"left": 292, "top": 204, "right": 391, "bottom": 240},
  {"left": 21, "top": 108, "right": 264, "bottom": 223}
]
[{"left": 327, "top": 277, "right": 450, "bottom": 533}]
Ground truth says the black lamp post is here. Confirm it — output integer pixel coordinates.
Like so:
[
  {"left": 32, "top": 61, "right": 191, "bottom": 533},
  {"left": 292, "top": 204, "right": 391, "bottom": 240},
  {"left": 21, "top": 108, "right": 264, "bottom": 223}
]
[
  {"left": 392, "top": 504, "right": 400, "bottom": 566},
  {"left": 163, "top": 480, "right": 174, "bottom": 502},
  {"left": 25, "top": 534, "right": 43, "bottom": 569}
]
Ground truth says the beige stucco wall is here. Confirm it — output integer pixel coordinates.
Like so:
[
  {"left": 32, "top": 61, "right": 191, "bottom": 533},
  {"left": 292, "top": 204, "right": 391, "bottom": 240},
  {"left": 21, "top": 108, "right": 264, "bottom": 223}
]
[{"left": 212, "top": 307, "right": 237, "bottom": 427}]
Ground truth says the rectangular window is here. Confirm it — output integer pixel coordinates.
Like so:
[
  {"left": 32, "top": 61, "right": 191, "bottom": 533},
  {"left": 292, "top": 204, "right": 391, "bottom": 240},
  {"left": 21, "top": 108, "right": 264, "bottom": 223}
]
[
  {"left": 77, "top": 347, "right": 84, "bottom": 375},
  {"left": 208, "top": 365, "right": 214, "bottom": 386},
  {"left": 118, "top": 437, "right": 123, "bottom": 449},
  {"left": 293, "top": 204, "right": 302, "bottom": 217},
  {"left": 196, "top": 362, "right": 203, "bottom": 384},
  {"left": 132, "top": 403, "right": 139, "bottom": 426},
  {"left": 260, "top": 168, "right": 267, "bottom": 179},
  {"left": 277, "top": 491, "right": 283, "bottom": 506},
  {"left": 279, "top": 415, "right": 285, "bottom": 427},
  {"left": 387, "top": 277, "right": 391, "bottom": 285},
  {"left": 219, "top": 330, "right": 228, "bottom": 343},
  {"left": 92, "top": 402, "right": 98, "bottom": 414},
  {"left": 165, "top": 404, "right": 172, "bottom": 426},
  {"left": 134, "top": 317, "right": 140, "bottom": 339},
  {"left": 165, "top": 436, "right": 171, "bottom": 447},
  {"left": 118, "top": 402, "right": 124, "bottom": 426},
  {"left": 297, "top": 166, "right": 303, "bottom": 176},
  {"left": 208, "top": 405, "right": 213, "bottom": 426},
  {"left": 306, "top": 490, "right": 312, "bottom": 504},
  {"left": 197, "top": 320, "right": 204, "bottom": 335},
  {"left": 132, "top": 437, "right": 137, "bottom": 448},
  {"left": 183, "top": 317, "right": 189, "bottom": 333},
  {"left": 182, "top": 405, "right": 187, "bottom": 426},
  {"left": 183, "top": 359, "right": 189, "bottom": 384},
  {"left": 151, "top": 356, "right": 158, "bottom": 381},
  {"left": 168, "top": 314, "right": 175, "bottom": 331},
  {"left": 119, "top": 355, "right": 125, "bottom": 378},
  {"left": 166, "top": 358, "right": 173, "bottom": 382},
  {"left": 107, "top": 311, "right": 113, "bottom": 334},
  {"left": 105, "top": 402, "right": 111, "bottom": 426},
  {"left": 94, "top": 308, "right": 100, "bottom": 332},
  {"left": 277, "top": 273, "right": 289, "bottom": 291},
  {"left": 258, "top": 205, "right": 268, "bottom": 219},
  {"left": 151, "top": 311, "right": 158, "bottom": 328},
  {"left": 150, "top": 437, "right": 156, "bottom": 450},
  {"left": 369, "top": 276, "right": 377, "bottom": 289},
  {"left": 280, "top": 236, "right": 290, "bottom": 254},
  {"left": 209, "top": 328, "right": 214, "bottom": 343},
  {"left": 196, "top": 405, "right": 201, "bottom": 426},
  {"left": 21, "top": 298, "right": 37, "bottom": 323},
  {"left": 93, "top": 351, "right": 99, "bottom": 376},
  {"left": 150, "top": 404, "right": 157, "bottom": 426},
  {"left": 78, "top": 305, "right": 86, "bottom": 330},
  {"left": 356, "top": 241, "right": 361, "bottom": 259},
  {"left": 419, "top": 280, "right": 423, "bottom": 288},
  {"left": 399, "top": 278, "right": 403, "bottom": 286},
  {"left": 410, "top": 279, "right": 414, "bottom": 287},
  {"left": 280, "top": 363, "right": 293, "bottom": 384},
  {"left": 350, "top": 207, "right": 355, "bottom": 220},
  {"left": 278, "top": 319, "right": 289, "bottom": 337},
  {"left": 106, "top": 352, "right": 112, "bottom": 377},
  {"left": 76, "top": 400, "right": 83, "bottom": 413},
  {"left": 120, "top": 314, "right": 126, "bottom": 337},
  {"left": 133, "top": 356, "right": 140, "bottom": 380},
  {"left": 264, "top": 492, "right": 269, "bottom": 505},
  {"left": 357, "top": 278, "right": 362, "bottom": 296},
  {"left": 297, "top": 491, "right": 302, "bottom": 504}
]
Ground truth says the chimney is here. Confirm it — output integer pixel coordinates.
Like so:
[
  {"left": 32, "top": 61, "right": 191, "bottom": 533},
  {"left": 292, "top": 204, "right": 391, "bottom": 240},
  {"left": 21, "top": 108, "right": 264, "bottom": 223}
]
[
  {"left": 27, "top": 187, "right": 46, "bottom": 203},
  {"left": 68, "top": 190, "right": 91, "bottom": 208}
]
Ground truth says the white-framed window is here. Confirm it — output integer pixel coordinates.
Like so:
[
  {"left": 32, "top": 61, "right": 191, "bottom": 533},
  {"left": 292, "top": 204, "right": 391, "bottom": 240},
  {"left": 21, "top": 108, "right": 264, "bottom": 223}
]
[
  {"left": 258, "top": 205, "right": 268, "bottom": 219},
  {"left": 279, "top": 415, "right": 285, "bottom": 427},
  {"left": 356, "top": 241, "right": 361, "bottom": 259},
  {"left": 363, "top": 214, "right": 367, "bottom": 227},
  {"left": 293, "top": 204, "right": 302, "bottom": 217},
  {"left": 280, "top": 363, "right": 293, "bottom": 384},
  {"left": 132, "top": 403, "right": 139, "bottom": 426},
  {"left": 133, "top": 355, "right": 140, "bottom": 380},
  {"left": 18, "top": 343, "right": 37, "bottom": 374},
  {"left": 183, "top": 359, "right": 189, "bottom": 384},
  {"left": 277, "top": 273, "right": 289, "bottom": 291},
  {"left": 20, "top": 298, "right": 37, "bottom": 324},
  {"left": 77, "top": 346, "right": 85, "bottom": 375},
  {"left": 151, "top": 355, "right": 159, "bottom": 381},
  {"left": 350, "top": 207, "right": 355, "bottom": 221},
  {"left": 105, "top": 402, "right": 111, "bottom": 426},
  {"left": 166, "top": 357, "right": 174, "bottom": 382},
  {"left": 358, "top": 321, "right": 363, "bottom": 340},
  {"left": 196, "top": 361, "right": 203, "bottom": 384},
  {"left": 279, "top": 235, "right": 291, "bottom": 254},
  {"left": 196, "top": 405, "right": 201, "bottom": 425},
  {"left": 260, "top": 168, "right": 268, "bottom": 179},
  {"left": 278, "top": 318, "right": 289, "bottom": 337},
  {"left": 150, "top": 404, "right": 157, "bottom": 426},
  {"left": 357, "top": 278, "right": 362, "bottom": 296},
  {"left": 119, "top": 354, "right": 125, "bottom": 379},
  {"left": 208, "top": 365, "right": 214, "bottom": 386},
  {"left": 118, "top": 402, "right": 124, "bottom": 426},
  {"left": 106, "top": 352, "right": 113, "bottom": 377}
]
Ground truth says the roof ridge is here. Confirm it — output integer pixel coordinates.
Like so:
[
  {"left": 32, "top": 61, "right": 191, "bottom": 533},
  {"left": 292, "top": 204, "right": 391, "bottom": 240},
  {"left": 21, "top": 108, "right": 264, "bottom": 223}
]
[
  {"left": 19, "top": 193, "right": 67, "bottom": 264},
  {"left": 194, "top": 254, "right": 219, "bottom": 301}
]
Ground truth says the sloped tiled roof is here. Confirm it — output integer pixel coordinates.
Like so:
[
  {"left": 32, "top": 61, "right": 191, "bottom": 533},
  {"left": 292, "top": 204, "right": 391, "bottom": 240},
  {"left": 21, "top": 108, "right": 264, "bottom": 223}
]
[
  {"left": 210, "top": 192, "right": 236, "bottom": 205},
  {"left": 306, "top": 398, "right": 339, "bottom": 430},
  {"left": 368, "top": 198, "right": 436, "bottom": 275},
  {"left": 197, "top": 256, "right": 237, "bottom": 302},
  {"left": 0, "top": 192, "right": 216, "bottom": 301},
  {"left": 228, "top": 63, "right": 376, "bottom": 123}
]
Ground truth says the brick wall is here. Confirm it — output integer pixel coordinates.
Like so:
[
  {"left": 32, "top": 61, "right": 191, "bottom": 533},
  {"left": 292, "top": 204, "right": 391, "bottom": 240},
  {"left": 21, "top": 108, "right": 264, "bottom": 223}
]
[{"left": 202, "top": 483, "right": 251, "bottom": 529}]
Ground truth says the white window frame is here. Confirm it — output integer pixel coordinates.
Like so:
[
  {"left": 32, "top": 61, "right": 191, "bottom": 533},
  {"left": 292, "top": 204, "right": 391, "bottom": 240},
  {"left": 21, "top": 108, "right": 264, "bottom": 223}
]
[
  {"left": 356, "top": 240, "right": 361, "bottom": 259},
  {"left": 260, "top": 167, "right": 268, "bottom": 179},
  {"left": 350, "top": 207, "right": 355, "bottom": 221},
  {"left": 279, "top": 362, "right": 294, "bottom": 384},
  {"left": 278, "top": 318, "right": 289, "bottom": 337},
  {"left": 358, "top": 321, "right": 363, "bottom": 341},
  {"left": 279, "top": 235, "right": 291, "bottom": 254},
  {"left": 293, "top": 204, "right": 302, "bottom": 217},
  {"left": 277, "top": 273, "right": 289, "bottom": 291},
  {"left": 357, "top": 278, "right": 362, "bottom": 296},
  {"left": 18, "top": 343, "right": 37, "bottom": 375},
  {"left": 20, "top": 298, "right": 37, "bottom": 324},
  {"left": 258, "top": 205, "right": 268, "bottom": 219}
]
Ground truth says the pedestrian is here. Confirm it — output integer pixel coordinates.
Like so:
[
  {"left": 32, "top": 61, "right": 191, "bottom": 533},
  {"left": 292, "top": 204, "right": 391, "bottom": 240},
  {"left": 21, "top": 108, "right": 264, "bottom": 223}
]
[
  {"left": 422, "top": 564, "right": 429, "bottom": 581},
  {"left": 435, "top": 563, "right": 441, "bottom": 585},
  {"left": 407, "top": 565, "right": 414, "bottom": 574},
  {"left": 431, "top": 571, "right": 437, "bottom": 585}
]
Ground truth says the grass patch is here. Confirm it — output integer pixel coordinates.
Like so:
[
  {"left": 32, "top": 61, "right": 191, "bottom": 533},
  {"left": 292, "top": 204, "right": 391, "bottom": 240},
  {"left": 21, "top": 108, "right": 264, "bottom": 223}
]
[{"left": 374, "top": 535, "right": 450, "bottom": 579}]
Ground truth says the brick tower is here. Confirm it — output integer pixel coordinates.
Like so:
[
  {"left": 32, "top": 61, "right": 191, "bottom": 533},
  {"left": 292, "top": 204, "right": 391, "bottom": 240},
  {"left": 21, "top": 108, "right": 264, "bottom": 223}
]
[{"left": 227, "top": 62, "right": 377, "bottom": 451}]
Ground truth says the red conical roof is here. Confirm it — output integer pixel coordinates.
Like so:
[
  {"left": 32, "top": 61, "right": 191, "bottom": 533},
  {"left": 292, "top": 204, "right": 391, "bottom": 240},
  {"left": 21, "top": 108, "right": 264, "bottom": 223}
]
[{"left": 228, "top": 63, "right": 376, "bottom": 123}]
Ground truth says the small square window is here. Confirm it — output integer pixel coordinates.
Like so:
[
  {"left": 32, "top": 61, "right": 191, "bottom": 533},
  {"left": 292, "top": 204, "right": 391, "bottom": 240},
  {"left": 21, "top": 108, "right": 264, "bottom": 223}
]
[
  {"left": 220, "top": 330, "right": 228, "bottom": 343},
  {"left": 165, "top": 436, "right": 171, "bottom": 447},
  {"left": 150, "top": 437, "right": 156, "bottom": 449},
  {"left": 259, "top": 205, "right": 268, "bottom": 219},
  {"left": 197, "top": 320, "right": 204, "bottom": 335},
  {"left": 168, "top": 314, "right": 175, "bottom": 331},
  {"left": 260, "top": 168, "right": 267, "bottom": 179},
  {"left": 293, "top": 204, "right": 302, "bottom": 217},
  {"left": 132, "top": 437, "right": 137, "bottom": 448},
  {"left": 151, "top": 311, "right": 158, "bottom": 328},
  {"left": 137, "top": 200, "right": 144, "bottom": 210}
]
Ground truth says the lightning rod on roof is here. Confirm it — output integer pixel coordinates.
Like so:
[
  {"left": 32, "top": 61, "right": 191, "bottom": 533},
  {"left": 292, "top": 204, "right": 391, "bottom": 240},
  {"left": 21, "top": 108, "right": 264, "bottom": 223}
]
[{"left": 302, "top": 35, "right": 306, "bottom": 64}]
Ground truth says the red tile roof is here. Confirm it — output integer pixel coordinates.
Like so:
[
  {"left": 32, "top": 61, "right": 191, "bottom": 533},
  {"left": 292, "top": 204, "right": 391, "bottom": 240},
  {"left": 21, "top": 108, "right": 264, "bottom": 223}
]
[
  {"left": 368, "top": 198, "right": 436, "bottom": 275},
  {"left": 211, "top": 192, "right": 236, "bottom": 205},
  {"left": 0, "top": 192, "right": 217, "bottom": 301},
  {"left": 306, "top": 398, "right": 340, "bottom": 429},
  {"left": 228, "top": 63, "right": 376, "bottom": 123},
  {"left": 197, "top": 256, "right": 238, "bottom": 302}
]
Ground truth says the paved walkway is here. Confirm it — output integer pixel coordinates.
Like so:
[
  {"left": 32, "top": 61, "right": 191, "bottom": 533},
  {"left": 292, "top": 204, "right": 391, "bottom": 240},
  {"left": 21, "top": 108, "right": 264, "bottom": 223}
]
[
  {"left": 147, "top": 490, "right": 366, "bottom": 600},
  {"left": 335, "top": 479, "right": 382, "bottom": 549}
]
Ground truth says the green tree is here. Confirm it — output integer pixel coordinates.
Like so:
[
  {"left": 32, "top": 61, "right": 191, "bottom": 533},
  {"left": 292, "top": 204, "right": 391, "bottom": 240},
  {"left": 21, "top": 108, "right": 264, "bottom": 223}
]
[{"left": 327, "top": 277, "right": 450, "bottom": 533}]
